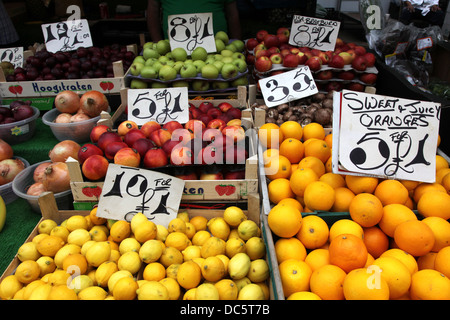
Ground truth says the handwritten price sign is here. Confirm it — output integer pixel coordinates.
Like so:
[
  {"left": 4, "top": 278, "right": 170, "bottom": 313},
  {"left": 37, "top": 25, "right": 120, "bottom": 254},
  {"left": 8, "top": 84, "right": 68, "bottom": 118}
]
[
  {"left": 96, "top": 164, "right": 185, "bottom": 227},
  {"left": 41, "top": 19, "right": 92, "bottom": 53},
  {"left": 127, "top": 87, "right": 189, "bottom": 125},
  {"left": 289, "top": 15, "right": 340, "bottom": 51},
  {"left": 168, "top": 12, "right": 216, "bottom": 55},
  {"left": 0, "top": 47, "right": 23, "bottom": 68},
  {"left": 258, "top": 66, "right": 318, "bottom": 108},
  {"left": 332, "top": 90, "right": 440, "bottom": 182}
]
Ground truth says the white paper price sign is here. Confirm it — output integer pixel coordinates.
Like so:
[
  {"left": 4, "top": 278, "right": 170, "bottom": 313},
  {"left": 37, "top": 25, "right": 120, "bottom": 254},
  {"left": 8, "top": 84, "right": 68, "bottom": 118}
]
[
  {"left": 168, "top": 12, "right": 216, "bottom": 55},
  {"left": 41, "top": 19, "right": 93, "bottom": 53},
  {"left": 332, "top": 90, "right": 440, "bottom": 182},
  {"left": 289, "top": 15, "right": 340, "bottom": 51},
  {"left": 96, "top": 164, "right": 185, "bottom": 227},
  {"left": 258, "top": 66, "right": 318, "bottom": 108},
  {"left": 127, "top": 87, "right": 189, "bottom": 125},
  {"left": 0, "top": 47, "right": 23, "bottom": 68}
]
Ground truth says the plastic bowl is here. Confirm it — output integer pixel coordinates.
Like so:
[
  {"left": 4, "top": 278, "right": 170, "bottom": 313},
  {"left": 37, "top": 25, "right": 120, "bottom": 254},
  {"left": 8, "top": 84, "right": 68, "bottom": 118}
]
[
  {"left": 0, "top": 106, "right": 40, "bottom": 144},
  {"left": 42, "top": 108, "right": 109, "bottom": 144},
  {"left": 0, "top": 156, "right": 30, "bottom": 204},
  {"left": 12, "top": 160, "right": 73, "bottom": 213}
]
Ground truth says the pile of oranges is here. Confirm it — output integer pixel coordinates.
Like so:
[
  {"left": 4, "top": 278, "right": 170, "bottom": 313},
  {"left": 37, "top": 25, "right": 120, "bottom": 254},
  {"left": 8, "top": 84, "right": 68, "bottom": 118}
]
[{"left": 259, "top": 121, "right": 450, "bottom": 300}]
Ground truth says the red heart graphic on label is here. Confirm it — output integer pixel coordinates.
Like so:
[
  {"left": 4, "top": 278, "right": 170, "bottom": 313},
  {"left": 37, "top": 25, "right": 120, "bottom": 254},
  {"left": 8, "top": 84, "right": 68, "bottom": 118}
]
[
  {"left": 15, "top": 85, "right": 23, "bottom": 94},
  {"left": 225, "top": 185, "right": 236, "bottom": 195},
  {"left": 215, "top": 185, "right": 227, "bottom": 196},
  {"left": 99, "top": 82, "right": 109, "bottom": 91},
  {"left": 8, "top": 86, "right": 16, "bottom": 94},
  {"left": 107, "top": 82, "right": 114, "bottom": 90}
]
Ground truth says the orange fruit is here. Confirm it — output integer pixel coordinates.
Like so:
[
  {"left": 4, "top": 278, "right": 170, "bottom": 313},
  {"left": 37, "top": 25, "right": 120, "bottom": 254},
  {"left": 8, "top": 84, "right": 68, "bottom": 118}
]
[
  {"left": 440, "top": 172, "right": 450, "bottom": 193},
  {"left": 329, "top": 219, "right": 364, "bottom": 242},
  {"left": 331, "top": 187, "right": 355, "bottom": 212},
  {"left": 345, "top": 175, "right": 378, "bottom": 194},
  {"left": 274, "top": 237, "right": 307, "bottom": 263},
  {"left": 290, "top": 163, "right": 299, "bottom": 175},
  {"left": 62, "top": 253, "right": 88, "bottom": 275},
  {"left": 279, "top": 138, "right": 304, "bottom": 164},
  {"left": 324, "top": 133, "right": 333, "bottom": 149},
  {"left": 348, "top": 193, "right": 383, "bottom": 227},
  {"left": 262, "top": 149, "right": 279, "bottom": 165},
  {"left": 296, "top": 215, "right": 329, "bottom": 250},
  {"left": 329, "top": 233, "right": 368, "bottom": 273},
  {"left": 413, "top": 182, "right": 446, "bottom": 203},
  {"left": 310, "top": 264, "right": 346, "bottom": 300},
  {"left": 422, "top": 216, "right": 450, "bottom": 252},
  {"left": 258, "top": 123, "right": 283, "bottom": 149},
  {"left": 287, "top": 291, "right": 321, "bottom": 300},
  {"left": 371, "top": 256, "right": 412, "bottom": 299},
  {"left": 374, "top": 179, "right": 409, "bottom": 206},
  {"left": 434, "top": 246, "right": 450, "bottom": 278},
  {"left": 89, "top": 207, "right": 107, "bottom": 225},
  {"left": 303, "top": 181, "right": 335, "bottom": 211},
  {"left": 267, "top": 204, "right": 302, "bottom": 238},
  {"left": 380, "top": 248, "right": 418, "bottom": 275},
  {"left": 277, "top": 198, "right": 303, "bottom": 212},
  {"left": 417, "top": 190, "right": 450, "bottom": 220},
  {"left": 109, "top": 220, "right": 131, "bottom": 243},
  {"left": 289, "top": 167, "right": 318, "bottom": 198},
  {"left": 264, "top": 155, "right": 291, "bottom": 180},
  {"left": 378, "top": 203, "right": 417, "bottom": 238},
  {"left": 417, "top": 252, "right": 437, "bottom": 270},
  {"left": 267, "top": 178, "right": 294, "bottom": 204},
  {"left": 319, "top": 173, "right": 345, "bottom": 189},
  {"left": 280, "top": 120, "right": 303, "bottom": 140},
  {"left": 363, "top": 226, "right": 389, "bottom": 258},
  {"left": 278, "top": 259, "right": 312, "bottom": 297},
  {"left": 437, "top": 168, "right": 450, "bottom": 184},
  {"left": 302, "top": 122, "right": 325, "bottom": 141},
  {"left": 343, "top": 268, "right": 390, "bottom": 300},
  {"left": 189, "top": 215, "right": 208, "bottom": 232},
  {"left": 298, "top": 156, "right": 325, "bottom": 177},
  {"left": 304, "top": 249, "right": 330, "bottom": 272},
  {"left": 394, "top": 220, "right": 435, "bottom": 257},
  {"left": 304, "top": 139, "right": 331, "bottom": 163},
  {"left": 399, "top": 179, "right": 420, "bottom": 192},
  {"left": 410, "top": 269, "right": 450, "bottom": 300},
  {"left": 325, "top": 156, "right": 333, "bottom": 173},
  {"left": 435, "top": 154, "right": 449, "bottom": 172}
]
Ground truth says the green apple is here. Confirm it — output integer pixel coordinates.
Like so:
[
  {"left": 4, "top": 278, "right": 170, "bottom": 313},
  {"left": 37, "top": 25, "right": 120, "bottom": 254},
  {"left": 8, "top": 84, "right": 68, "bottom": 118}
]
[
  {"left": 143, "top": 47, "right": 160, "bottom": 60},
  {"left": 173, "top": 61, "right": 185, "bottom": 73},
  {"left": 220, "top": 49, "right": 234, "bottom": 58},
  {"left": 130, "top": 79, "right": 148, "bottom": 89},
  {"left": 191, "top": 46, "right": 208, "bottom": 61},
  {"left": 213, "top": 60, "right": 224, "bottom": 72},
  {"left": 221, "top": 56, "right": 234, "bottom": 64},
  {"left": 158, "top": 65, "right": 177, "bottom": 81},
  {"left": 232, "top": 52, "right": 245, "bottom": 60},
  {"left": 215, "top": 39, "right": 226, "bottom": 53},
  {"left": 140, "top": 66, "right": 158, "bottom": 79},
  {"left": 171, "top": 47, "right": 187, "bottom": 62},
  {"left": 144, "top": 57, "right": 158, "bottom": 66},
  {"left": 214, "top": 54, "right": 223, "bottom": 61},
  {"left": 165, "top": 52, "right": 173, "bottom": 60},
  {"left": 221, "top": 63, "right": 239, "bottom": 79},
  {"left": 143, "top": 42, "right": 155, "bottom": 50},
  {"left": 192, "top": 79, "right": 210, "bottom": 91},
  {"left": 156, "top": 39, "right": 171, "bottom": 55},
  {"left": 225, "top": 43, "right": 237, "bottom": 52},
  {"left": 205, "top": 57, "right": 216, "bottom": 65},
  {"left": 130, "top": 62, "right": 145, "bottom": 76},
  {"left": 180, "top": 63, "right": 198, "bottom": 78},
  {"left": 152, "top": 82, "right": 167, "bottom": 88},
  {"left": 201, "top": 64, "right": 219, "bottom": 79},
  {"left": 231, "top": 39, "right": 245, "bottom": 52},
  {"left": 158, "top": 55, "right": 172, "bottom": 65},
  {"left": 152, "top": 61, "right": 164, "bottom": 73},
  {"left": 212, "top": 81, "right": 229, "bottom": 90},
  {"left": 172, "top": 80, "right": 190, "bottom": 88},
  {"left": 192, "top": 60, "right": 206, "bottom": 73},
  {"left": 233, "top": 58, "right": 247, "bottom": 73},
  {"left": 231, "top": 75, "right": 249, "bottom": 87},
  {"left": 133, "top": 56, "right": 146, "bottom": 65},
  {"left": 184, "top": 59, "right": 193, "bottom": 65},
  {"left": 215, "top": 31, "right": 229, "bottom": 45}
]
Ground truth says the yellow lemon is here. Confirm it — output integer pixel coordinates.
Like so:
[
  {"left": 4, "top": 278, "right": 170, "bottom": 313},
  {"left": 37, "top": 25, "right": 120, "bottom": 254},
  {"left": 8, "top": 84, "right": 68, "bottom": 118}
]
[
  {"left": 85, "top": 241, "right": 111, "bottom": 267},
  {"left": 36, "top": 235, "right": 65, "bottom": 257},
  {"left": 134, "top": 220, "right": 157, "bottom": 243},
  {"left": 137, "top": 281, "right": 169, "bottom": 300},
  {"left": 67, "top": 229, "right": 91, "bottom": 247},
  {"left": 201, "top": 236, "right": 226, "bottom": 258},
  {"left": 78, "top": 286, "right": 108, "bottom": 300},
  {"left": 192, "top": 230, "right": 212, "bottom": 246},
  {"left": 182, "top": 245, "right": 202, "bottom": 261},
  {"left": 107, "top": 270, "right": 133, "bottom": 293},
  {"left": 201, "top": 256, "right": 226, "bottom": 282},
  {"left": 0, "top": 275, "right": 23, "bottom": 300},
  {"left": 95, "top": 261, "right": 118, "bottom": 287},
  {"left": 195, "top": 283, "right": 220, "bottom": 300},
  {"left": 17, "top": 242, "right": 41, "bottom": 262},
  {"left": 185, "top": 222, "right": 196, "bottom": 239},
  {"left": 156, "top": 224, "right": 169, "bottom": 242},
  {"left": 47, "top": 284, "right": 78, "bottom": 300},
  {"left": 245, "top": 237, "right": 266, "bottom": 260},
  {"left": 228, "top": 253, "right": 251, "bottom": 280},
  {"left": 15, "top": 260, "right": 40, "bottom": 284},
  {"left": 159, "top": 277, "right": 181, "bottom": 300},
  {"left": 164, "top": 231, "right": 190, "bottom": 251},
  {"left": 36, "top": 256, "right": 56, "bottom": 277},
  {"left": 224, "top": 206, "right": 247, "bottom": 227},
  {"left": 234, "top": 277, "right": 251, "bottom": 291},
  {"left": 32, "top": 233, "right": 48, "bottom": 245},
  {"left": 66, "top": 215, "right": 89, "bottom": 231},
  {"left": 247, "top": 259, "right": 270, "bottom": 283},
  {"left": 89, "top": 226, "right": 108, "bottom": 242},
  {"left": 47, "top": 269, "right": 71, "bottom": 286},
  {"left": 177, "top": 211, "right": 190, "bottom": 222},
  {"left": 159, "top": 246, "right": 184, "bottom": 268},
  {"left": 119, "top": 237, "right": 141, "bottom": 255},
  {"left": 113, "top": 277, "right": 138, "bottom": 300},
  {"left": 237, "top": 220, "right": 259, "bottom": 240},
  {"left": 190, "top": 215, "right": 208, "bottom": 231},
  {"left": 139, "top": 239, "right": 164, "bottom": 263},
  {"left": 215, "top": 279, "right": 238, "bottom": 300},
  {"left": 28, "top": 283, "right": 52, "bottom": 300},
  {"left": 143, "top": 262, "right": 166, "bottom": 282},
  {"left": 225, "top": 237, "right": 247, "bottom": 258},
  {"left": 38, "top": 219, "right": 58, "bottom": 234},
  {"left": 166, "top": 263, "right": 180, "bottom": 279},
  {"left": 50, "top": 226, "right": 70, "bottom": 242},
  {"left": 183, "top": 288, "right": 197, "bottom": 300},
  {"left": 70, "top": 274, "right": 93, "bottom": 294},
  {"left": 168, "top": 217, "right": 187, "bottom": 233},
  {"left": 130, "top": 212, "right": 148, "bottom": 233},
  {"left": 237, "top": 283, "right": 265, "bottom": 300},
  {"left": 177, "top": 260, "right": 202, "bottom": 290},
  {"left": 209, "top": 217, "right": 231, "bottom": 240},
  {"left": 117, "top": 251, "right": 142, "bottom": 274}
]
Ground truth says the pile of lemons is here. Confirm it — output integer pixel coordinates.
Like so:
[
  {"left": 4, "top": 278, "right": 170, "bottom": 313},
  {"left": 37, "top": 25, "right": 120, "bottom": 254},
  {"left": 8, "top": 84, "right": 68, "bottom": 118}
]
[{"left": 0, "top": 205, "right": 270, "bottom": 300}]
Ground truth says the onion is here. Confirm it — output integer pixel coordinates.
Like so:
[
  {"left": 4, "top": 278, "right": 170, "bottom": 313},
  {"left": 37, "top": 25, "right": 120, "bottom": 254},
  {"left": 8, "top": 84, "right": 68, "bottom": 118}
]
[
  {"left": 55, "top": 90, "right": 80, "bottom": 114},
  {"left": 41, "top": 162, "right": 71, "bottom": 193},
  {"left": 70, "top": 112, "right": 91, "bottom": 122},
  {"left": 79, "top": 90, "right": 109, "bottom": 117},
  {"left": 0, "top": 139, "right": 13, "bottom": 162},
  {"left": 49, "top": 140, "right": 81, "bottom": 162},
  {"left": 55, "top": 113, "right": 72, "bottom": 123},
  {"left": 33, "top": 162, "right": 51, "bottom": 182},
  {"left": 0, "top": 158, "right": 26, "bottom": 185},
  {"left": 11, "top": 104, "right": 34, "bottom": 121},
  {"left": 26, "top": 182, "right": 47, "bottom": 196}
]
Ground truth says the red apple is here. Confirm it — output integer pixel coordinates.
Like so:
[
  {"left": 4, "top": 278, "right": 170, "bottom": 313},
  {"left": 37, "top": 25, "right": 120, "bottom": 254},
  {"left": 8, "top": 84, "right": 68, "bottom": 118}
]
[
  {"left": 347, "top": 82, "right": 365, "bottom": 91},
  {"left": 123, "top": 128, "right": 147, "bottom": 147},
  {"left": 222, "top": 125, "right": 245, "bottom": 143},
  {"left": 78, "top": 143, "right": 104, "bottom": 165},
  {"left": 277, "top": 33, "right": 289, "bottom": 44},
  {"left": 82, "top": 155, "right": 109, "bottom": 181},
  {"left": 197, "top": 113, "right": 213, "bottom": 126},
  {"left": 246, "top": 54, "right": 255, "bottom": 65},
  {"left": 225, "top": 145, "right": 248, "bottom": 164},
  {"left": 326, "top": 81, "right": 344, "bottom": 92},
  {"left": 184, "top": 119, "right": 206, "bottom": 138},
  {"left": 97, "top": 131, "right": 123, "bottom": 151},
  {"left": 162, "top": 120, "right": 183, "bottom": 134},
  {"left": 269, "top": 53, "right": 282, "bottom": 66},
  {"left": 280, "top": 48, "right": 291, "bottom": 57},
  {"left": 206, "top": 107, "right": 222, "bottom": 119},
  {"left": 224, "top": 170, "right": 245, "bottom": 180},
  {"left": 210, "top": 133, "right": 234, "bottom": 150},
  {"left": 104, "top": 141, "right": 128, "bottom": 160},
  {"left": 114, "top": 147, "right": 141, "bottom": 167},
  {"left": 254, "top": 56, "right": 272, "bottom": 73},
  {"left": 255, "top": 49, "right": 269, "bottom": 59},
  {"left": 277, "top": 27, "right": 290, "bottom": 37},
  {"left": 202, "top": 128, "right": 223, "bottom": 144},
  {"left": 189, "top": 106, "right": 204, "bottom": 119},
  {"left": 246, "top": 38, "right": 259, "bottom": 51},
  {"left": 329, "top": 54, "right": 345, "bottom": 69},
  {"left": 140, "top": 120, "right": 161, "bottom": 138},
  {"left": 171, "top": 128, "right": 194, "bottom": 145},
  {"left": 290, "top": 48, "right": 300, "bottom": 55},
  {"left": 149, "top": 128, "right": 172, "bottom": 147},
  {"left": 364, "top": 52, "right": 376, "bottom": 67},
  {"left": 359, "top": 73, "right": 377, "bottom": 84},
  {"left": 253, "top": 43, "right": 267, "bottom": 55},
  {"left": 352, "top": 55, "right": 368, "bottom": 71},
  {"left": 318, "top": 52, "right": 330, "bottom": 65},
  {"left": 206, "top": 118, "right": 226, "bottom": 131},
  {"left": 282, "top": 54, "right": 299, "bottom": 68},
  {"left": 267, "top": 46, "right": 281, "bottom": 56},
  {"left": 338, "top": 70, "right": 356, "bottom": 80},
  {"left": 354, "top": 45, "right": 367, "bottom": 56},
  {"left": 296, "top": 52, "right": 307, "bottom": 65},
  {"left": 174, "top": 169, "right": 197, "bottom": 180},
  {"left": 217, "top": 113, "right": 233, "bottom": 124},
  {"left": 338, "top": 52, "right": 353, "bottom": 65},
  {"left": 198, "top": 101, "right": 214, "bottom": 114},
  {"left": 316, "top": 70, "right": 333, "bottom": 80},
  {"left": 256, "top": 30, "right": 269, "bottom": 42},
  {"left": 263, "top": 34, "right": 280, "bottom": 49},
  {"left": 170, "top": 146, "right": 193, "bottom": 166},
  {"left": 335, "top": 38, "right": 345, "bottom": 48},
  {"left": 90, "top": 124, "right": 110, "bottom": 144},
  {"left": 199, "top": 171, "right": 224, "bottom": 180},
  {"left": 217, "top": 102, "right": 233, "bottom": 113},
  {"left": 311, "top": 49, "right": 322, "bottom": 56},
  {"left": 162, "top": 139, "right": 182, "bottom": 156},
  {"left": 305, "top": 56, "right": 323, "bottom": 72},
  {"left": 132, "top": 138, "right": 155, "bottom": 158},
  {"left": 143, "top": 148, "right": 168, "bottom": 168},
  {"left": 226, "top": 107, "right": 242, "bottom": 120},
  {"left": 197, "top": 145, "right": 223, "bottom": 165}
]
